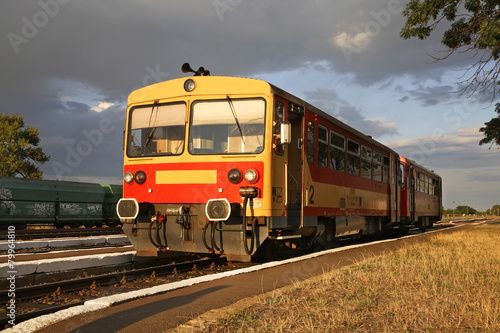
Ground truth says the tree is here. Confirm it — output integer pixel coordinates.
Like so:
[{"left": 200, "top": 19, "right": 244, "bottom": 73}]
[
  {"left": 401, "top": 1, "right": 500, "bottom": 147},
  {"left": 0, "top": 114, "right": 50, "bottom": 179},
  {"left": 490, "top": 204, "right": 500, "bottom": 215},
  {"left": 479, "top": 102, "right": 500, "bottom": 148},
  {"left": 455, "top": 205, "right": 477, "bottom": 216},
  {"left": 401, "top": 0, "right": 500, "bottom": 96}
]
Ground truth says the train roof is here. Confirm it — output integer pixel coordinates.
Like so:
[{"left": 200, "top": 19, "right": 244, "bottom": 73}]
[
  {"left": 128, "top": 75, "right": 399, "bottom": 156},
  {"left": 400, "top": 156, "right": 441, "bottom": 179},
  {"left": 268, "top": 82, "right": 399, "bottom": 156}
]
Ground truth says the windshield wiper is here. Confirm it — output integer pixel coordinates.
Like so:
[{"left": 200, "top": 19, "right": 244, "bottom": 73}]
[
  {"left": 144, "top": 102, "right": 159, "bottom": 149},
  {"left": 144, "top": 127, "right": 156, "bottom": 148},
  {"left": 226, "top": 96, "right": 245, "bottom": 144}
]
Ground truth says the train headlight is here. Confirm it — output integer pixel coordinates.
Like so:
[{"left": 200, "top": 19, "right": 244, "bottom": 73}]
[
  {"left": 206, "top": 199, "right": 231, "bottom": 221},
  {"left": 135, "top": 170, "right": 147, "bottom": 184},
  {"left": 117, "top": 198, "right": 139, "bottom": 220},
  {"left": 228, "top": 169, "right": 242, "bottom": 184},
  {"left": 184, "top": 79, "right": 196, "bottom": 92},
  {"left": 124, "top": 172, "right": 134, "bottom": 184},
  {"left": 244, "top": 169, "right": 258, "bottom": 183}
]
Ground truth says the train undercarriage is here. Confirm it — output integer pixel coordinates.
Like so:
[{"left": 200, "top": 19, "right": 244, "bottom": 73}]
[{"left": 120, "top": 200, "right": 434, "bottom": 262}]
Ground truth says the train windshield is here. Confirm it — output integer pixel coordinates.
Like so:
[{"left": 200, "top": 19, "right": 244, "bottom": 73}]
[
  {"left": 189, "top": 98, "right": 265, "bottom": 154},
  {"left": 127, "top": 103, "right": 186, "bottom": 157}
]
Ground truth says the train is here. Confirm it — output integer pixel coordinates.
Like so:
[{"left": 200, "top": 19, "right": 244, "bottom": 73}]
[
  {"left": 0, "top": 177, "right": 122, "bottom": 229},
  {"left": 117, "top": 64, "right": 442, "bottom": 262}
]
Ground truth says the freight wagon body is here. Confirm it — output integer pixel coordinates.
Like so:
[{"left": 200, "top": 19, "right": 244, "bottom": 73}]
[
  {"left": 0, "top": 177, "right": 57, "bottom": 228},
  {"left": 0, "top": 177, "right": 122, "bottom": 229},
  {"left": 102, "top": 184, "right": 123, "bottom": 226}
]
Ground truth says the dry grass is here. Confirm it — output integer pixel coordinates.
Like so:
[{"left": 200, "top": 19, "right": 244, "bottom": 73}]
[{"left": 202, "top": 224, "right": 500, "bottom": 332}]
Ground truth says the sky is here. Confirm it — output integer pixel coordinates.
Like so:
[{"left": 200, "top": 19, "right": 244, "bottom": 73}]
[{"left": 1, "top": 0, "right": 499, "bottom": 211}]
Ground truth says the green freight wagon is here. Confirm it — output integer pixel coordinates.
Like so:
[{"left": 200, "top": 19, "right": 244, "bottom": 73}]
[
  {"left": 102, "top": 184, "right": 123, "bottom": 226},
  {"left": 0, "top": 177, "right": 112, "bottom": 229},
  {"left": 0, "top": 176, "right": 57, "bottom": 228},
  {"left": 55, "top": 181, "right": 105, "bottom": 228}
]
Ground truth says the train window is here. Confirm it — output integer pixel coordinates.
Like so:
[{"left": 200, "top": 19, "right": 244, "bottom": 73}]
[
  {"left": 347, "top": 139, "right": 360, "bottom": 176},
  {"left": 361, "top": 146, "right": 372, "bottom": 179},
  {"left": 434, "top": 179, "right": 440, "bottom": 195},
  {"left": 307, "top": 122, "right": 315, "bottom": 163},
  {"left": 373, "top": 152, "right": 382, "bottom": 182},
  {"left": 428, "top": 176, "right": 433, "bottom": 195},
  {"left": 128, "top": 102, "right": 186, "bottom": 157},
  {"left": 383, "top": 156, "right": 390, "bottom": 184},
  {"left": 274, "top": 100, "right": 285, "bottom": 155},
  {"left": 274, "top": 100, "right": 284, "bottom": 134},
  {"left": 419, "top": 173, "right": 425, "bottom": 193},
  {"left": 417, "top": 172, "right": 421, "bottom": 192},
  {"left": 330, "top": 131, "right": 345, "bottom": 172},
  {"left": 318, "top": 125, "right": 328, "bottom": 168},
  {"left": 189, "top": 98, "right": 265, "bottom": 154}
]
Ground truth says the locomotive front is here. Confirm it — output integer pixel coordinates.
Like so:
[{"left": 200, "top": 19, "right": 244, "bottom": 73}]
[{"left": 116, "top": 76, "right": 277, "bottom": 261}]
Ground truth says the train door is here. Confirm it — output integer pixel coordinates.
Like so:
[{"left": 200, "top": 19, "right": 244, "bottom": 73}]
[
  {"left": 410, "top": 167, "right": 416, "bottom": 222},
  {"left": 399, "top": 159, "right": 408, "bottom": 219},
  {"left": 285, "top": 103, "right": 304, "bottom": 226},
  {"left": 390, "top": 154, "right": 399, "bottom": 223}
]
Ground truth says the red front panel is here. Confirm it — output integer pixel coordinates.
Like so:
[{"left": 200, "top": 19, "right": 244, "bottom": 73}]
[{"left": 123, "top": 161, "right": 264, "bottom": 204}]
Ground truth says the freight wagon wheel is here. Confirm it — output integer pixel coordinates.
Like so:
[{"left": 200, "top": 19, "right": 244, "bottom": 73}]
[{"left": 55, "top": 222, "right": 65, "bottom": 229}]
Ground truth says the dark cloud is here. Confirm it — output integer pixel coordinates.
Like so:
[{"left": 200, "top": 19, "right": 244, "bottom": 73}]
[
  {"left": 2, "top": 92, "right": 124, "bottom": 182},
  {"left": 399, "top": 84, "right": 456, "bottom": 107},
  {"left": 1, "top": 1, "right": 462, "bottom": 99}
]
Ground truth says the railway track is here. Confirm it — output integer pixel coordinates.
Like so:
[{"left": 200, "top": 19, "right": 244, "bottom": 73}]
[
  {"left": 0, "top": 221, "right": 483, "bottom": 329},
  {"left": 0, "top": 227, "right": 123, "bottom": 241},
  {"left": 0, "top": 255, "right": 234, "bottom": 328}
]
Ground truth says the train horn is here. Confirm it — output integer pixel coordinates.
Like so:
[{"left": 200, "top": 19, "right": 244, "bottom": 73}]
[
  {"left": 182, "top": 62, "right": 195, "bottom": 74},
  {"left": 181, "top": 63, "right": 210, "bottom": 76}
]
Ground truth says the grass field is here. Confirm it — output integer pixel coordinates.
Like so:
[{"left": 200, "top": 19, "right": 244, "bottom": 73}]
[{"left": 199, "top": 223, "right": 500, "bottom": 332}]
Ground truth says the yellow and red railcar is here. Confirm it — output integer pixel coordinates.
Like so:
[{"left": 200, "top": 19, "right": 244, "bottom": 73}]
[
  {"left": 117, "top": 68, "right": 442, "bottom": 261},
  {"left": 399, "top": 156, "right": 442, "bottom": 231}
]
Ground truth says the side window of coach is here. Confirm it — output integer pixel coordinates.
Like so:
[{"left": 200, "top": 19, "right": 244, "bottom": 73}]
[
  {"left": 330, "top": 131, "right": 345, "bottom": 172},
  {"left": 347, "top": 139, "right": 360, "bottom": 176},
  {"left": 361, "top": 146, "right": 372, "bottom": 180},
  {"left": 373, "top": 152, "right": 382, "bottom": 182},
  {"left": 383, "top": 156, "right": 390, "bottom": 184},
  {"left": 307, "top": 121, "right": 315, "bottom": 164},
  {"left": 318, "top": 125, "right": 328, "bottom": 168}
]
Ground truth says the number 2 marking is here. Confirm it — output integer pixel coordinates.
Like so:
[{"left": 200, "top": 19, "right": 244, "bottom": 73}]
[{"left": 309, "top": 185, "right": 315, "bottom": 205}]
